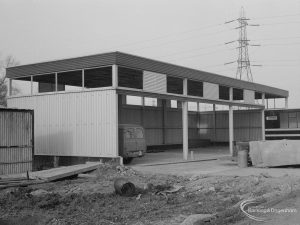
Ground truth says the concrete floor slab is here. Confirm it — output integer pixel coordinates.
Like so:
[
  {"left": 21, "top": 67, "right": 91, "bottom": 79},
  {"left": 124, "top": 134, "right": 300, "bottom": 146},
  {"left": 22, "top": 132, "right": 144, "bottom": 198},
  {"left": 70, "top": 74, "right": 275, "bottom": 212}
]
[
  {"left": 131, "top": 146, "right": 300, "bottom": 178},
  {"left": 132, "top": 158, "right": 300, "bottom": 178},
  {"left": 131, "top": 146, "right": 229, "bottom": 166}
]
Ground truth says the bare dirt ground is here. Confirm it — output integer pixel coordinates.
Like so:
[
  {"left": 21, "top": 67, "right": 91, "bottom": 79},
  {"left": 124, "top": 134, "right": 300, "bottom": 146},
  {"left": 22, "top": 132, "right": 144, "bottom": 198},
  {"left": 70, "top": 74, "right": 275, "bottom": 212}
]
[{"left": 0, "top": 163, "right": 299, "bottom": 225}]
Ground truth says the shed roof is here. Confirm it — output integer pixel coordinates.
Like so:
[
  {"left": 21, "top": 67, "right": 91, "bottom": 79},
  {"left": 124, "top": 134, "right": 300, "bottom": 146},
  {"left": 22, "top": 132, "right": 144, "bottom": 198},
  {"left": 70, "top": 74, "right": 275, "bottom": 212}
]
[{"left": 6, "top": 51, "right": 288, "bottom": 98}]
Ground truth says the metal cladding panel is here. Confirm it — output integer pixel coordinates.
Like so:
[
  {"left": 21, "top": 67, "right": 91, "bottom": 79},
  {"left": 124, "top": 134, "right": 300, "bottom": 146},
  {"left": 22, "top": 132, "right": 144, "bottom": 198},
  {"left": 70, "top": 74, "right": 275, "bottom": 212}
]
[
  {"left": 188, "top": 128, "right": 199, "bottom": 139},
  {"left": 249, "top": 128, "right": 262, "bottom": 140},
  {"left": 199, "top": 113, "right": 214, "bottom": 128},
  {"left": 0, "top": 109, "right": 33, "bottom": 175},
  {"left": 165, "top": 109, "right": 182, "bottom": 127},
  {"left": 0, "top": 110, "right": 33, "bottom": 147},
  {"left": 119, "top": 107, "right": 142, "bottom": 125},
  {"left": 7, "top": 90, "right": 118, "bottom": 157},
  {"left": 234, "top": 112, "right": 250, "bottom": 128},
  {"left": 7, "top": 52, "right": 116, "bottom": 78},
  {"left": 203, "top": 82, "right": 219, "bottom": 100},
  {"left": 199, "top": 110, "right": 263, "bottom": 142},
  {"left": 144, "top": 108, "right": 163, "bottom": 128},
  {"left": 165, "top": 129, "right": 182, "bottom": 144},
  {"left": 143, "top": 71, "right": 166, "bottom": 93},
  {"left": 216, "top": 129, "right": 229, "bottom": 142},
  {"left": 0, "top": 147, "right": 32, "bottom": 175},
  {"left": 199, "top": 128, "right": 214, "bottom": 140},
  {"left": 188, "top": 114, "right": 198, "bottom": 128},
  {"left": 234, "top": 128, "right": 250, "bottom": 141},
  {"left": 120, "top": 104, "right": 263, "bottom": 144},
  {"left": 279, "top": 111, "right": 289, "bottom": 128},
  {"left": 244, "top": 89, "right": 255, "bottom": 104},
  {"left": 145, "top": 129, "right": 163, "bottom": 145}
]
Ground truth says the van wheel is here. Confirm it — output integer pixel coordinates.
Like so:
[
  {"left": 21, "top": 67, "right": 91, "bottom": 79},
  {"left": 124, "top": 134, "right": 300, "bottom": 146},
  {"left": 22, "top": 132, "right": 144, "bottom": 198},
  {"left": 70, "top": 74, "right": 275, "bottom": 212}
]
[{"left": 123, "top": 157, "right": 133, "bottom": 164}]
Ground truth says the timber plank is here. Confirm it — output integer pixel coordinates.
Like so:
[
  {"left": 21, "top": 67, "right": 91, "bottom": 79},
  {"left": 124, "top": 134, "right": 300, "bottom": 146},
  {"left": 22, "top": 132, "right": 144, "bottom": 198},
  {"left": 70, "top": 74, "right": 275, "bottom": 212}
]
[{"left": 29, "top": 162, "right": 102, "bottom": 181}]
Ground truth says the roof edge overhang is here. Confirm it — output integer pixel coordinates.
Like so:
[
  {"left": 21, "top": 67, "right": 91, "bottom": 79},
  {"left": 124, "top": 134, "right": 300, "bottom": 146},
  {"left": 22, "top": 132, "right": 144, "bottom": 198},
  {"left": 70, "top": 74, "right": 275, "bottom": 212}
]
[
  {"left": 6, "top": 51, "right": 117, "bottom": 78},
  {"left": 6, "top": 51, "right": 288, "bottom": 98}
]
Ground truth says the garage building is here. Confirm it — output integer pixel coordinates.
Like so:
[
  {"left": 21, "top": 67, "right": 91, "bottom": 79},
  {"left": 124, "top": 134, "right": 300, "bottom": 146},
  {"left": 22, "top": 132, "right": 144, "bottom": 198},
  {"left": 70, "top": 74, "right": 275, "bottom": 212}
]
[{"left": 6, "top": 51, "right": 289, "bottom": 164}]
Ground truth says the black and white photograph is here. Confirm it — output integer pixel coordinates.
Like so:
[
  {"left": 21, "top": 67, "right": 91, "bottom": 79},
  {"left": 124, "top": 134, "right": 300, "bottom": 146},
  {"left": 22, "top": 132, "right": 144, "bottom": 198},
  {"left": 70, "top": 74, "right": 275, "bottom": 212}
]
[{"left": 0, "top": 0, "right": 300, "bottom": 224}]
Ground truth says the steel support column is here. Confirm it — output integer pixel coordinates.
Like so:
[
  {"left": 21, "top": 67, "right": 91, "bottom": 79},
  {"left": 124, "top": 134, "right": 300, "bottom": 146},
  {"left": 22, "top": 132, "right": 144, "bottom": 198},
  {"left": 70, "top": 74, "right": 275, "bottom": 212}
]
[
  {"left": 229, "top": 106, "right": 234, "bottom": 156},
  {"left": 82, "top": 69, "right": 85, "bottom": 90},
  {"left": 8, "top": 79, "right": 12, "bottom": 96},
  {"left": 229, "top": 87, "right": 234, "bottom": 156},
  {"left": 213, "top": 104, "right": 217, "bottom": 143},
  {"left": 262, "top": 93, "right": 266, "bottom": 141},
  {"left": 182, "top": 78, "right": 188, "bottom": 160},
  {"left": 285, "top": 97, "right": 289, "bottom": 109},
  {"left": 112, "top": 64, "right": 118, "bottom": 88},
  {"left": 162, "top": 99, "right": 167, "bottom": 144},
  {"left": 182, "top": 100, "right": 188, "bottom": 160}
]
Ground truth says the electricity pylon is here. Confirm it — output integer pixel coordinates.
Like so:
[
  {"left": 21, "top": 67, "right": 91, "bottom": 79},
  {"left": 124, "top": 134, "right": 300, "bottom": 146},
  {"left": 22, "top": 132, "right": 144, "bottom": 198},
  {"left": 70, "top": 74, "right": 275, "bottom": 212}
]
[{"left": 225, "top": 7, "right": 261, "bottom": 82}]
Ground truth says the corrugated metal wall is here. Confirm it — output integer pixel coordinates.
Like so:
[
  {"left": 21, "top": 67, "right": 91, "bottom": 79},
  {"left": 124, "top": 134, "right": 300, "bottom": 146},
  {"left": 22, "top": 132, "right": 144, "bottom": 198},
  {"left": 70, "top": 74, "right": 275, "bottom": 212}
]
[
  {"left": 7, "top": 89, "right": 118, "bottom": 157},
  {"left": 120, "top": 104, "right": 262, "bottom": 145},
  {"left": 244, "top": 89, "right": 255, "bottom": 104},
  {"left": 143, "top": 71, "right": 166, "bottom": 93},
  {"left": 0, "top": 110, "right": 33, "bottom": 175},
  {"left": 203, "top": 82, "right": 219, "bottom": 100},
  {"left": 199, "top": 110, "right": 262, "bottom": 142},
  {"left": 279, "top": 110, "right": 300, "bottom": 128}
]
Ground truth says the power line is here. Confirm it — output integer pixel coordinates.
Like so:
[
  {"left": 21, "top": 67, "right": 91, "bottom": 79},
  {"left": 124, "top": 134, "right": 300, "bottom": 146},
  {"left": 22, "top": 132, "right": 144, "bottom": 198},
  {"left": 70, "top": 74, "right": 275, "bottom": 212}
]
[
  {"left": 251, "top": 36, "right": 300, "bottom": 41},
  {"left": 225, "top": 36, "right": 300, "bottom": 45},
  {"left": 119, "top": 28, "right": 233, "bottom": 53},
  {"left": 252, "top": 59, "right": 300, "bottom": 62},
  {"left": 162, "top": 48, "right": 233, "bottom": 61},
  {"left": 155, "top": 43, "right": 225, "bottom": 58},
  {"left": 263, "top": 42, "right": 300, "bottom": 46},
  {"left": 105, "top": 19, "right": 300, "bottom": 54},
  {"left": 208, "top": 67, "right": 236, "bottom": 74},
  {"left": 101, "top": 11, "right": 300, "bottom": 73},
  {"left": 262, "top": 64, "right": 300, "bottom": 67},
  {"left": 127, "top": 33, "right": 300, "bottom": 58},
  {"left": 201, "top": 63, "right": 227, "bottom": 69},
  {"left": 261, "top": 21, "right": 300, "bottom": 26},
  {"left": 101, "top": 23, "right": 225, "bottom": 51},
  {"left": 252, "top": 12, "right": 300, "bottom": 20},
  {"left": 227, "top": 41, "right": 300, "bottom": 50}
]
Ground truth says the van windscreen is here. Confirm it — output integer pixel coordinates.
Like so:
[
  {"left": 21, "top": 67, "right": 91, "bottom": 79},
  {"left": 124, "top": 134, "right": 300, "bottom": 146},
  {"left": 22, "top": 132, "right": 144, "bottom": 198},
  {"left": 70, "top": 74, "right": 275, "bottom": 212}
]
[
  {"left": 124, "top": 128, "right": 134, "bottom": 139},
  {"left": 135, "top": 128, "right": 144, "bottom": 138}
]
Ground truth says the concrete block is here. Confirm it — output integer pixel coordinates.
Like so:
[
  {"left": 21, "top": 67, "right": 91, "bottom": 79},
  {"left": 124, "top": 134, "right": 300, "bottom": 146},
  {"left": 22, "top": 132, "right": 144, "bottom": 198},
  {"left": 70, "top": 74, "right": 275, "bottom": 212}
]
[{"left": 250, "top": 140, "right": 300, "bottom": 167}]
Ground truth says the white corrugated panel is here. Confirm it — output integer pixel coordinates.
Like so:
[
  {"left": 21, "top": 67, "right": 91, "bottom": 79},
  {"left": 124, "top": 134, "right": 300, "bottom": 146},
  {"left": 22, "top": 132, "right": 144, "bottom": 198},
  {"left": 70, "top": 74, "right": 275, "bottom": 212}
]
[
  {"left": 244, "top": 89, "right": 255, "bottom": 104},
  {"left": 143, "top": 71, "right": 166, "bottom": 93},
  {"left": 203, "top": 82, "right": 219, "bottom": 100},
  {"left": 7, "top": 90, "right": 118, "bottom": 157}
]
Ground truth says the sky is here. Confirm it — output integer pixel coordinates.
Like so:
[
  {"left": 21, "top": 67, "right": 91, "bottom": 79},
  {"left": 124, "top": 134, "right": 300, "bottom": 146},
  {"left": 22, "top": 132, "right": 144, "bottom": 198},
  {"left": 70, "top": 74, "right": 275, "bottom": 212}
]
[{"left": 0, "top": 0, "right": 300, "bottom": 108}]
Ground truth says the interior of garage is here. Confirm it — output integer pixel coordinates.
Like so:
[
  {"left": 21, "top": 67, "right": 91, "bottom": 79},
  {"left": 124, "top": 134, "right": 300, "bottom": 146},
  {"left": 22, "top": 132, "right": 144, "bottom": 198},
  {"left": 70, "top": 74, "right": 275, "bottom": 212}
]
[{"left": 118, "top": 94, "right": 264, "bottom": 164}]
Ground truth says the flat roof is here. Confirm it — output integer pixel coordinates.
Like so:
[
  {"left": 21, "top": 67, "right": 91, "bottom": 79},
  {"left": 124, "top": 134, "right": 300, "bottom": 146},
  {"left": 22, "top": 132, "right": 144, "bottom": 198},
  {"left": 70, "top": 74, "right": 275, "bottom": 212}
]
[{"left": 6, "top": 51, "right": 288, "bottom": 98}]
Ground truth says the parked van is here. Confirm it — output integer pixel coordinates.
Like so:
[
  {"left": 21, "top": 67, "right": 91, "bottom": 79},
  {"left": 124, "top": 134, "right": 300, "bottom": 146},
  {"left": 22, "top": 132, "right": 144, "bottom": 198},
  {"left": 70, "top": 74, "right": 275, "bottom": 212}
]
[{"left": 118, "top": 124, "right": 146, "bottom": 164}]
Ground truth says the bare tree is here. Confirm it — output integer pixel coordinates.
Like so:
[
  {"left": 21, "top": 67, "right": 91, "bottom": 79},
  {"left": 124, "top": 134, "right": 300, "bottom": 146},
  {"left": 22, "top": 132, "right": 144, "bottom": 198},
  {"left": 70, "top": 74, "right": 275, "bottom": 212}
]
[{"left": 0, "top": 55, "right": 20, "bottom": 106}]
